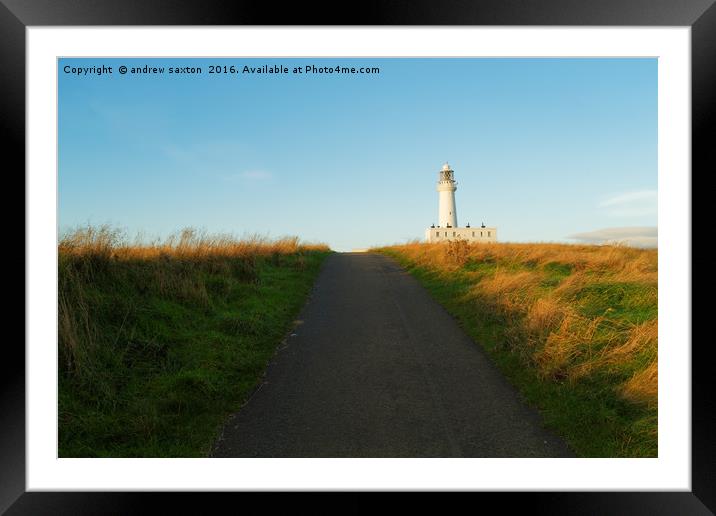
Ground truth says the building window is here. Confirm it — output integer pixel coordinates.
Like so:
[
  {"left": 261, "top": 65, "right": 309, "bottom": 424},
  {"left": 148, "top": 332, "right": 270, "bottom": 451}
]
[
  {"left": 436, "top": 232, "right": 439, "bottom": 237},
  {"left": 453, "top": 231, "right": 456, "bottom": 237},
  {"left": 488, "top": 231, "right": 491, "bottom": 237},
  {"left": 480, "top": 231, "right": 483, "bottom": 237},
  {"left": 445, "top": 232, "right": 447, "bottom": 237},
  {"left": 472, "top": 231, "right": 475, "bottom": 237}
]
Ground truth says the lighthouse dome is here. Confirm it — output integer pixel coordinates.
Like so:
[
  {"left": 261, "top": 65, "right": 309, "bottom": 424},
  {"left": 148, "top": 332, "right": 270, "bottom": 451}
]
[{"left": 442, "top": 163, "right": 451, "bottom": 172}]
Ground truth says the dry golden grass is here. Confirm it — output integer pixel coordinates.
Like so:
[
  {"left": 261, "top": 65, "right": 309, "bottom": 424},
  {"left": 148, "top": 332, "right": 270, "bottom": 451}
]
[
  {"left": 536, "top": 314, "right": 608, "bottom": 380},
  {"left": 620, "top": 359, "right": 658, "bottom": 408},
  {"left": 59, "top": 225, "right": 329, "bottom": 261},
  {"left": 525, "top": 297, "right": 569, "bottom": 336},
  {"left": 379, "top": 240, "right": 658, "bottom": 408},
  {"left": 392, "top": 240, "right": 657, "bottom": 278}
]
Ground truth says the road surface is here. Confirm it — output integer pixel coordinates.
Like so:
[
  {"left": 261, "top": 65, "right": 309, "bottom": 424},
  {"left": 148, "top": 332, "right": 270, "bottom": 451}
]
[{"left": 212, "top": 253, "right": 572, "bottom": 457}]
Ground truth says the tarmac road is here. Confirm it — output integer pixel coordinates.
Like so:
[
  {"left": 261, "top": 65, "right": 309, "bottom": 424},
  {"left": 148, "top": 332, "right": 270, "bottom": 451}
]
[{"left": 212, "top": 252, "right": 573, "bottom": 457}]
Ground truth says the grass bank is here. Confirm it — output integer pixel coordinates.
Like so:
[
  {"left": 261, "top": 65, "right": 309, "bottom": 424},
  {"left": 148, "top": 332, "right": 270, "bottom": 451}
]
[
  {"left": 59, "top": 226, "right": 331, "bottom": 457},
  {"left": 376, "top": 241, "right": 657, "bottom": 457}
]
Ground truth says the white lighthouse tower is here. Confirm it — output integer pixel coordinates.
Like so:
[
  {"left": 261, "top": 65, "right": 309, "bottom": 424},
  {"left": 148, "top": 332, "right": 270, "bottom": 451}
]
[
  {"left": 425, "top": 162, "right": 497, "bottom": 243},
  {"left": 437, "top": 162, "right": 458, "bottom": 228}
]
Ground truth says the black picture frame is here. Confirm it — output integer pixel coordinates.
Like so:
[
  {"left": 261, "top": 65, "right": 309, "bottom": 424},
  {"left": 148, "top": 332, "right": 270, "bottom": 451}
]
[{"left": 6, "top": 0, "right": 712, "bottom": 513}]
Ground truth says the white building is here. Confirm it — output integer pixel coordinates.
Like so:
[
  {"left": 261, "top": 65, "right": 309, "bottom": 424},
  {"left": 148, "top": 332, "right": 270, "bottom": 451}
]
[{"left": 425, "top": 163, "right": 497, "bottom": 243}]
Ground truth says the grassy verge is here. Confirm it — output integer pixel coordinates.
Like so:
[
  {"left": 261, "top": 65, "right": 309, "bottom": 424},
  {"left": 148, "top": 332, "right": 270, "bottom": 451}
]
[
  {"left": 376, "top": 241, "right": 657, "bottom": 457},
  {"left": 59, "top": 226, "right": 331, "bottom": 457}
]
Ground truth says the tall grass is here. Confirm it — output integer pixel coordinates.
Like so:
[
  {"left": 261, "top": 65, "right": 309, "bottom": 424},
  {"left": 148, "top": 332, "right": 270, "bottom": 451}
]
[
  {"left": 59, "top": 224, "right": 330, "bottom": 457},
  {"left": 377, "top": 240, "right": 657, "bottom": 457}
]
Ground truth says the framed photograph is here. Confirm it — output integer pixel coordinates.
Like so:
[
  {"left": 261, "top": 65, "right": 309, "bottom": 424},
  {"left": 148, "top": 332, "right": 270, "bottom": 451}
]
[{"left": 8, "top": 0, "right": 712, "bottom": 512}]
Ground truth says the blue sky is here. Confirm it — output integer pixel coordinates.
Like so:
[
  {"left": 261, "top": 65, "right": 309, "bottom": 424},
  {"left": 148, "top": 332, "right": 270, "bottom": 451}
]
[{"left": 59, "top": 58, "right": 657, "bottom": 251}]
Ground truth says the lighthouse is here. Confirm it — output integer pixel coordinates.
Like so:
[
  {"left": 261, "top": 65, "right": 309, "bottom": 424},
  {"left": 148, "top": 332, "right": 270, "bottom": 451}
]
[
  {"left": 437, "top": 162, "right": 458, "bottom": 228},
  {"left": 425, "top": 162, "right": 497, "bottom": 243}
]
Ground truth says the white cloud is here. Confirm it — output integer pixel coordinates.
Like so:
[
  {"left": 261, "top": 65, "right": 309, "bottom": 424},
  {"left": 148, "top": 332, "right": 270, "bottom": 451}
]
[
  {"left": 599, "top": 189, "right": 657, "bottom": 217},
  {"left": 568, "top": 227, "right": 657, "bottom": 248}
]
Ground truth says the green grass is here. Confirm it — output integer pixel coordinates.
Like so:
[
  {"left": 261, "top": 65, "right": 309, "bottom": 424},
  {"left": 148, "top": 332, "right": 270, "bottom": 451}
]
[
  {"left": 378, "top": 247, "right": 657, "bottom": 457},
  {"left": 573, "top": 282, "right": 657, "bottom": 324},
  {"left": 59, "top": 250, "right": 331, "bottom": 457}
]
